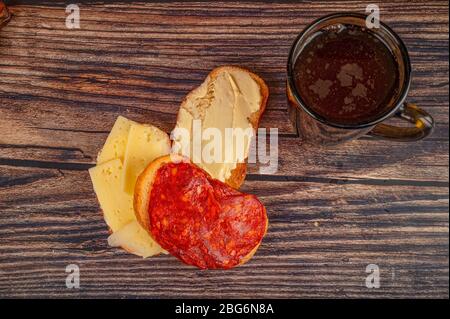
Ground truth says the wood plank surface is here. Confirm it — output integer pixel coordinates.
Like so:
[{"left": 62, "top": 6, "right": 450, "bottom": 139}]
[{"left": 0, "top": 1, "right": 448, "bottom": 298}]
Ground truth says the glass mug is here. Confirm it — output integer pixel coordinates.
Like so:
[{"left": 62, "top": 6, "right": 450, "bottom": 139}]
[
  {"left": 0, "top": 1, "right": 10, "bottom": 28},
  {"left": 287, "top": 13, "right": 434, "bottom": 146}
]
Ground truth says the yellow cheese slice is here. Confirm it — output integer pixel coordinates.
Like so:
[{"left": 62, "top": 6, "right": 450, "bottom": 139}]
[
  {"left": 97, "top": 116, "right": 136, "bottom": 165},
  {"left": 89, "top": 159, "right": 134, "bottom": 232},
  {"left": 122, "top": 123, "right": 171, "bottom": 194},
  {"left": 91, "top": 117, "right": 172, "bottom": 258},
  {"left": 108, "top": 221, "right": 167, "bottom": 258}
]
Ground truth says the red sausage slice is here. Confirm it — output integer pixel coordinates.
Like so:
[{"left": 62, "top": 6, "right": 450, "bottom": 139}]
[{"left": 148, "top": 162, "right": 267, "bottom": 269}]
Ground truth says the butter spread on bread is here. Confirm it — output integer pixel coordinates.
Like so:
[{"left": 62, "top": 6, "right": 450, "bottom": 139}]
[{"left": 174, "top": 66, "right": 269, "bottom": 189}]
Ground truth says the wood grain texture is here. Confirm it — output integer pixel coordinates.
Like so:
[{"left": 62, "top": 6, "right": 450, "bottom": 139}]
[{"left": 0, "top": 1, "right": 448, "bottom": 298}]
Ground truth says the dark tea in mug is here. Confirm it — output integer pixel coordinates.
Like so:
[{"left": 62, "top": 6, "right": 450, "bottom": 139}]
[
  {"left": 293, "top": 24, "right": 400, "bottom": 126},
  {"left": 287, "top": 13, "right": 434, "bottom": 145}
]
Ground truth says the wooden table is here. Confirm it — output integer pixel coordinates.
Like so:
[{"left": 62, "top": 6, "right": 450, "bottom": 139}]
[{"left": 0, "top": 1, "right": 448, "bottom": 299}]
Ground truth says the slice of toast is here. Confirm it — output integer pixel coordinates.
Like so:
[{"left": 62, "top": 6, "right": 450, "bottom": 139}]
[
  {"left": 173, "top": 66, "right": 269, "bottom": 189},
  {"left": 134, "top": 154, "right": 268, "bottom": 268}
]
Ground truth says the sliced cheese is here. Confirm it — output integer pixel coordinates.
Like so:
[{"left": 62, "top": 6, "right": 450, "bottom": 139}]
[
  {"left": 91, "top": 116, "right": 172, "bottom": 258},
  {"left": 108, "top": 221, "right": 167, "bottom": 258},
  {"left": 89, "top": 159, "right": 134, "bottom": 232},
  {"left": 122, "top": 123, "right": 171, "bottom": 194},
  {"left": 97, "top": 116, "right": 136, "bottom": 165}
]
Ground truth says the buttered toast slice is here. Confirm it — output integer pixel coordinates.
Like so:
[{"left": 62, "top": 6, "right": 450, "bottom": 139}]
[{"left": 173, "top": 66, "right": 269, "bottom": 189}]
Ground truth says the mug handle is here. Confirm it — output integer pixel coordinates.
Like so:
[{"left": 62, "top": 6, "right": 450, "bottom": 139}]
[
  {"left": 0, "top": 1, "right": 11, "bottom": 28},
  {"left": 367, "top": 102, "right": 434, "bottom": 141}
]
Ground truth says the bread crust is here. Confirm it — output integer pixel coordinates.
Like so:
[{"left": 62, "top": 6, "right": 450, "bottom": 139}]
[
  {"left": 134, "top": 154, "right": 268, "bottom": 268},
  {"left": 174, "top": 66, "right": 269, "bottom": 189},
  {"left": 134, "top": 154, "right": 184, "bottom": 234}
]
